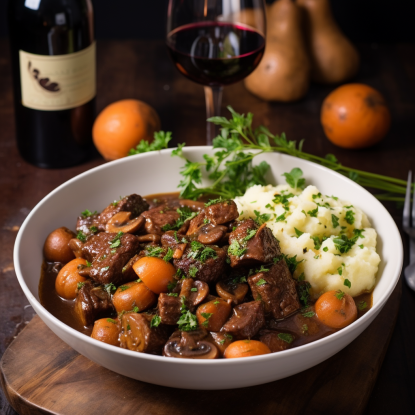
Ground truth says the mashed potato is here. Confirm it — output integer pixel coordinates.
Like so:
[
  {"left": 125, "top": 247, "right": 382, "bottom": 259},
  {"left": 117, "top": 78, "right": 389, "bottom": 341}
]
[{"left": 234, "top": 184, "right": 380, "bottom": 299}]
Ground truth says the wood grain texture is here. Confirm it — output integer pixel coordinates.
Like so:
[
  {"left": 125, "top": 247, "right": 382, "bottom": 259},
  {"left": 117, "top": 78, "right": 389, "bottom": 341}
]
[
  {"left": 0, "top": 278, "right": 400, "bottom": 415},
  {"left": 0, "top": 39, "right": 414, "bottom": 414}
]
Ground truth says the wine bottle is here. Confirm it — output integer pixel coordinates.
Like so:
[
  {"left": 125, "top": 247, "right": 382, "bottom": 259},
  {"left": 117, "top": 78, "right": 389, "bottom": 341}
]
[{"left": 7, "top": 0, "right": 96, "bottom": 168}]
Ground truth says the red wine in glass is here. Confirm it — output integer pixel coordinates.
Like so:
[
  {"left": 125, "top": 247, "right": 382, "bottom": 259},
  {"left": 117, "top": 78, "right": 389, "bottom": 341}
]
[{"left": 167, "top": 22, "right": 265, "bottom": 87}]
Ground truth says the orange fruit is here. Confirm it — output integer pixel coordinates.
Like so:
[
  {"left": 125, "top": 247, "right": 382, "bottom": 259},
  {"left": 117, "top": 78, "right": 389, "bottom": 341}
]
[
  {"left": 93, "top": 99, "right": 161, "bottom": 160},
  {"left": 320, "top": 83, "right": 391, "bottom": 149}
]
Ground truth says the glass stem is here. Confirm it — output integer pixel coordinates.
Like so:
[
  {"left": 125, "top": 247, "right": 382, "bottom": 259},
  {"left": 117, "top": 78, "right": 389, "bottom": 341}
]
[{"left": 204, "top": 86, "right": 223, "bottom": 146}]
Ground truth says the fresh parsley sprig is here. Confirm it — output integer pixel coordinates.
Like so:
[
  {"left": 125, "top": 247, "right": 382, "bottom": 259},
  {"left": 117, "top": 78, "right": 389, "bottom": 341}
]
[{"left": 129, "top": 107, "right": 411, "bottom": 202}]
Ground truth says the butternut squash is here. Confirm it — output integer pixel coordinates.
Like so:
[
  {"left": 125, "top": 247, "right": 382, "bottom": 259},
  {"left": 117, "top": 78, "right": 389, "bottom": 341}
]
[
  {"left": 244, "top": 0, "right": 310, "bottom": 102},
  {"left": 297, "top": 0, "right": 359, "bottom": 84}
]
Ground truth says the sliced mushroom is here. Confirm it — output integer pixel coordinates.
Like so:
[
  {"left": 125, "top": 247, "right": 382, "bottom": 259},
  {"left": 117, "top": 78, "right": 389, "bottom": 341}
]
[
  {"left": 105, "top": 211, "right": 145, "bottom": 234},
  {"left": 197, "top": 224, "right": 228, "bottom": 245},
  {"left": 188, "top": 280, "right": 209, "bottom": 307},
  {"left": 173, "top": 243, "right": 187, "bottom": 259},
  {"left": 163, "top": 331, "right": 219, "bottom": 359},
  {"left": 216, "top": 279, "right": 249, "bottom": 305},
  {"left": 69, "top": 238, "right": 84, "bottom": 258},
  {"left": 136, "top": 234, "right": 161, "bottom": 243},
  {"left": 179, "top": 199, "right": 205, "bottom": 211}
]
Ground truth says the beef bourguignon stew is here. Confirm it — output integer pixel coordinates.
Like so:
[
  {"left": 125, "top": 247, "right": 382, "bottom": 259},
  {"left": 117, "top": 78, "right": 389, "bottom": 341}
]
[{"left": 40, "top": 193, "right": 372, "bottom": 359}]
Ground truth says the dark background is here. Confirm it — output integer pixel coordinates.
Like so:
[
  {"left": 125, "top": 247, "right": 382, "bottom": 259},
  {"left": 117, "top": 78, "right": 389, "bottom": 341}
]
[{"left": 0, "top": 0, "right": 414, "bottom": 42}]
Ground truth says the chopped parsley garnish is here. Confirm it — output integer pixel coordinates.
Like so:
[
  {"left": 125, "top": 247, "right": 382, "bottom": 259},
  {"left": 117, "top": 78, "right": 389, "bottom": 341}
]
[
  {"left": 331, "top": 214, "right": 340, "bottom": 228},
  {"left": 298, "top": 281, "right": 312, "bottom": 306},
  {"left": 76, "top": 230, "right": 87, "bottom": 242},
  {"left": 323, "top": 247, "right": 329, "bottom": 252},
  {"left": 213, "top": 300, "right": 220, "bottom": 306},
  {"left": 81, "top": 209, "right": 97, "bottom": 218},
  {"left": 278, "top": 333, "right": 294, "bottom": 344},
  {"left": 283, "top": 254, "right": 303, "bottom": 274},
  {"left": 254, "top": 210, "right": 271, "bottom": 225},
  {"left": 359, "top": 244, "right": 364, "bottom": 249},
  {"left": 337, "top": 266, "right": 343, "bottom": 276},
  {"left": 256, "top": 278, "right": 267, "bottom": 286},
  {"left": 163, "top": 247, "right": 174, "bottom": 262},
  {"left": 298, "top": 272, "right": 305, "bottom": 281},
  {"left": 275, "top": 213, "right": 286, "bottom": 222},
  {"left": 204, "top": 198, "right": 224, "bottom": 207},
  {"left": 161, "top": 206, "right": 198, "bottom": 231},
  {"left": 104, "top": 283, "right": 116, "bottom": 296},
  {"left": 90, "top": 225, "right": 98, "bottom": 233},
  {"left": 312, "top": 193, "right": 322, "bottom": 200},
  {"left": 109, "top": 231, "right": 124, "bottom": 248},
  {"left": 106, "top": 318, "right": 117, "bottom": 324},
  {"left": 243, "top": 229, "right": 257, "bottom": 241},
  {"left": 189, "top": 266, "right": 198, "bottom": 278},
  {"left": 344, "top": 279, "right": 351, "bottom": 288},
  {"left": 282, "top": 168, "right": 305, "bottom": 190},
  {"left": 86, "top": 260, "right": 92, "bottom": 267},
  {"left": 126, "top": 324, "right": 131, "bottom": 331},
  {"left": 190, "top": 287, "right": 198, "bottom": 292},
  {"left": 294, "top": 228, "right": 304, "bottom": 237},
  {"left": 167, "top": 280, "right": 177, "bottom": 292},
  {"left": 77, "top": 282, "right": 85, "bottom": 290},
  {"left": 333, "top": 229, "right": 365, "bottom": 254},
  {"left": 302, "top": 324, "right": 309, "bottom": 334},
  {"left": 310, "top": 236, "right": 322, "bottom": 250},
  {"left": 335, "top": 290, "right": 345, "bottom": 300},
  {"left": 177, "top": 310, "right": 198, "bottom": 331},
  {"left": 203, "top": 218, "right": 210, "bottom": 224},
  {"left": 358, "top": 301, "right": 367, "bottom": 311},
  {"left": 119, "top": 285, "right": 129, "bottom": 292},
  {"left": 345, "top": 210, "right": 355, "bottom": 225},
  {"left": 302, "top": 310, "right": 315, "bottom": 318},
  {"left": 168, "top": 292, "right": 178, "bottom": 297},
  {"left": 150, "top": 315, "right": 161, "bottom": 328},
  {"left": 173, "top": 231, "right": 179, "bottom": 242},
  {"left": 132, "top": 306, "right": 139, "bottom": 313},
  {"left": 256, "top": 265, "right": 270, "bottom": 273},
  {"left": 307, "top": 207, "right": 318, "bottom": 217},
  {"left": 200, "top": 312, "right": 213, "bottom": 327},
  {"left": 187, "top": 241, "right": 217, "bottom": 262},
  {"left": 314, "top": 254, "right": 320, "bottom": 259},
  {"left": 228, "top": 239, "right": 247, "bottom": 257},
  {"left": 146, "top": 246, "right": 164, "bottom": 258}
]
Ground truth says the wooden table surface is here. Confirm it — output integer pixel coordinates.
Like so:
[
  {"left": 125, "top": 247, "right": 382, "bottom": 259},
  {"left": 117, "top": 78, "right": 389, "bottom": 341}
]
[{"left": 0, "top": 39, "right": 414, "bottom": 414}]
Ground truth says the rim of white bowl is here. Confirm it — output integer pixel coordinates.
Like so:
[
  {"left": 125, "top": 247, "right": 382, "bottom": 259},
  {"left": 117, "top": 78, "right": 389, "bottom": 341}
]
[{"left": 13, "top": 146, "right": 403, "bottom": 365}]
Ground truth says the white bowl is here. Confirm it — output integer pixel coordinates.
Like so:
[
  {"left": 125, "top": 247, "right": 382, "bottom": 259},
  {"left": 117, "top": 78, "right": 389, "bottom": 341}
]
[{"left": 13, "top": 147, "right": 403, "bottom": 389}]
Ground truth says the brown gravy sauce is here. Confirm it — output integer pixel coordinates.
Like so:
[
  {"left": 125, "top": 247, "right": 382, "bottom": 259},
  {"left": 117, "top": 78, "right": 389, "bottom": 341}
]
[{"left": 38, "top": 193, "right": 374, "bottom": 348}]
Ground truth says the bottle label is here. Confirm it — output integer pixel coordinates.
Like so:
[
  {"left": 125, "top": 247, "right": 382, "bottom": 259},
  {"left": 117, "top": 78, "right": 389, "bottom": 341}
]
[{"left": 19, "top": 42, "right": 96, "bottom": 111}]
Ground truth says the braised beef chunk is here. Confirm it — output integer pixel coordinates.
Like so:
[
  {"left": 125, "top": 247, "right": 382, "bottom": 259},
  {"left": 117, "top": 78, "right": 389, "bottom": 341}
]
[
  {"left": 120, "top": 313, "right": 171, "bottom": 353},
  {"left": 158, "top": 293, "right": 182, "bottom": 325},
  {"left": 205, "top": 200, "right": 239, "bottom": 225},
  {"left": 248, "top": 260, "right": 300, "bottom": 319},
  {"left": 81, "top": 232, "right": 140, "bottom": 285},
  {"left": 75, "top": 281, "right": 114, "bottom": 326},
  {"left": 141, "top": 205, "right": 181, "bottom": 235},
  {"left": 222, "top": 301, "right": 265, "bottom": 339},
  {"left": 228, "top": 220, "right": 281, "bottom": 268},
  {"left": 259, "top": 329, "right": 295, "bottom": 352},
  {"left": 95, "top": 194, "right": 149, "bottom": 232},
  {"left": 186, "top": 211, "right": 206, "bottom": 235},
  {"left": 173, "top": 243, "right": 226, "bottom": 284}
]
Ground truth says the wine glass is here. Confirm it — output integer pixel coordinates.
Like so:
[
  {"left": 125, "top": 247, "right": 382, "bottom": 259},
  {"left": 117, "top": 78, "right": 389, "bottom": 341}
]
[{"left": 166, "top": 0, "right": 266, "bottom": 145}]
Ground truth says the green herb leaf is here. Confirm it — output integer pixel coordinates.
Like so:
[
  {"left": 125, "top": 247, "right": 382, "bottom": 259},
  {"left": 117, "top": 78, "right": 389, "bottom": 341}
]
[
  {"left": 345, "top": 210, "right": 355, "bottom": 225},
  {"left": 76, "top": 230, "right": 87, "bottom": 242},
  {"left": 344, "top": 279, "right": 351, "bottom": 288},
  {"left": 129, "top": 131, "right": 172, "bottom": 155},
  {"left": 107, "top": 318, "right": 117, "bottom": 324},
  {"left": 331, "top": 214, "right": 340, "bottom": 228},
  {"left": 277, "top": 333, "right": 294, "bottom": 344},
  {"left": 282, "top": 168, "right": 306, "bottom": 190},
  {"left": 358, "top": 301, "right": 367, "bottom": 311},
  {"left": 150, "top": 315, "right": 162, "bottom": 328},
  {"left": 294, "top": 228, "right": 304, "bottom": 237},
  {"left": 301, "top": 310, "right": 315, "bottom": 318},
  {"left": 335, "top": 290, "right": 345, "bottom": 300},
  {"left": 177, "top": 310, "right": 198, "bottom": 332},
  {"left": 256, "top": 278, "right": 267, "bottom": 286}
]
